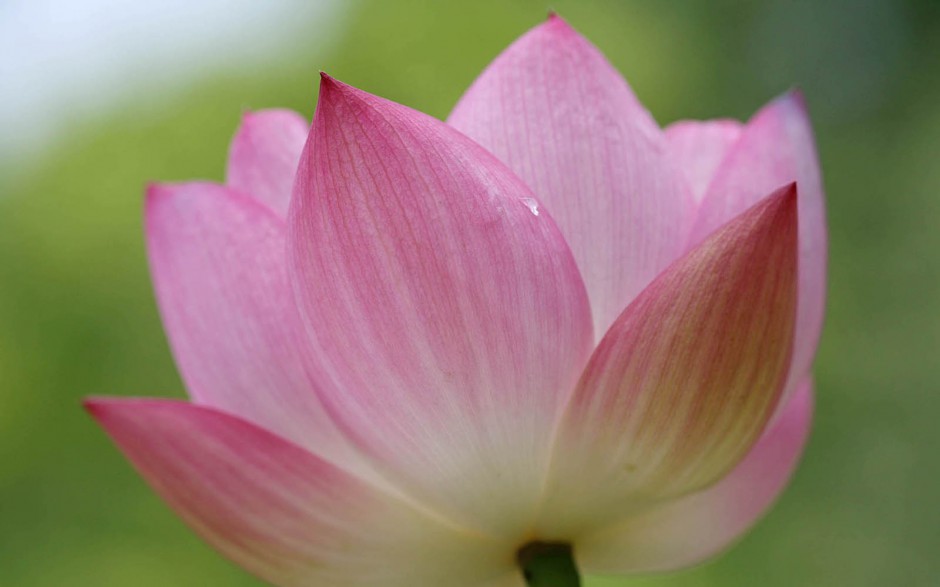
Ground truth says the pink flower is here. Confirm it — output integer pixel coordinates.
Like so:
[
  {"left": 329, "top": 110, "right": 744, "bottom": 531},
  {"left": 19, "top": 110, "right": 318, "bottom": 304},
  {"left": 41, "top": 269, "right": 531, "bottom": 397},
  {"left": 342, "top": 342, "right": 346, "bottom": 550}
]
[{"left": 87, "top": 15, "right": 825, "bottom": 586}]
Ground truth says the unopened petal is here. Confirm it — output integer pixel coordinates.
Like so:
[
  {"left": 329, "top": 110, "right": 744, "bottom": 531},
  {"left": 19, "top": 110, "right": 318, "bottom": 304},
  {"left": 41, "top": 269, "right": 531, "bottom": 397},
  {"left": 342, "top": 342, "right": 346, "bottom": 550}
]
[
  {"left": 540, "top": 185, "right": 799, "bottom": 537},
  {"left": 288, "top": 75, "right": 593, "bottom": 537},
  {"left": 448, "top": 15, "right": 695, "bottom": 337},
  {"left": 226, "top": 109, "right": 308, "bottom": 216},
  {"left": 689, "top": 92, "right": 827, "bottom": 408},
  {"left": 577, "top": 380, "right": 813, "bottom": 573},
  {"left": 86, "top": 399, "right": 512, "bottom": 587},
  {"left": 145, "top": 182, "right": 355, "bottom": 465},
  {"left": 664, "top": 119, "right": 743, "bottom": 201}
]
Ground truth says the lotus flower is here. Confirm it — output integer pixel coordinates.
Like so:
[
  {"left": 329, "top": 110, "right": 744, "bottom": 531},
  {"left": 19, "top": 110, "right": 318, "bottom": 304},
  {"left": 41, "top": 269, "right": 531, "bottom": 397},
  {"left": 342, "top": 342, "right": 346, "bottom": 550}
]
[{"left": 86, "top": 15, "right": 825, "bottom": 587}]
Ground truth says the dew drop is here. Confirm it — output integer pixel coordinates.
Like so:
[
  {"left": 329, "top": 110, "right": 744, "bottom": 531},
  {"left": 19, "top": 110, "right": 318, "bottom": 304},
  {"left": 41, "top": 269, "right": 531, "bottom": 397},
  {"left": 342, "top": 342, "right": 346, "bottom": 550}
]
[{"left": 522, "top": 197, "right": 540, "bottom": 216}]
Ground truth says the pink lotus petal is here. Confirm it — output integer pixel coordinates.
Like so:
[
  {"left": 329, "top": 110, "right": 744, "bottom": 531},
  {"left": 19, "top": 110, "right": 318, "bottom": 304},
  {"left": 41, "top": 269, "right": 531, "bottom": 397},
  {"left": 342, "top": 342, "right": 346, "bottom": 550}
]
[
  {"left": 539, "top": 185, "right": 799, "bottom": 537},
  {"left": 688, "top": 92, "right": 827, "bottom": 408},
  {"left": 145, "top": 182, "right": 355, "bottom": 465},
  {"left": 86, "top": 399, "right": 513, "bottom": 587},
  {"left": 577, "top": 380, "right": 813, "bottom": 573},
  {"left": 664, "top": 119, "right": 744, "bottom": 202},
  {"left": 288, "top": 75, "right": 593, "bottom": 537},
  {"left": 448, "top": 15, "right": 695, "bottom": 337},
  {"left": 226, "top": 109, "right": 308, "bottom": 216}
]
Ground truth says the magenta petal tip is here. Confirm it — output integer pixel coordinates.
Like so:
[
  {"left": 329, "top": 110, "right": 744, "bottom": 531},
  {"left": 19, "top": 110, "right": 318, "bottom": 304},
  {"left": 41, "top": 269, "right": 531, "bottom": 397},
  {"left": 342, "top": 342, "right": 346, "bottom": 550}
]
[
  {"left": 318, "top": 71, "right": 346, "bottom": 92},
  {"left": 776, "top": 87, "right": 808, "bottom": 114},
  {"left": 82, "top": 397, "right": 101, "bottom": 416},
  {"left": 543, "top": 11, "right": 576, "bottom": 35}
]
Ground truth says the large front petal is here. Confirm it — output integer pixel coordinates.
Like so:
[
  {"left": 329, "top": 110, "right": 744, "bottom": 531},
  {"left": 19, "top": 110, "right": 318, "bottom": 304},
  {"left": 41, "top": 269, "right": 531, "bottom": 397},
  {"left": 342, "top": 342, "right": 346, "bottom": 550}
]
[
  {"left": 288, "top": 76, "right": 593, "bottom": 537},
  {"left": 689, "top": 92, "right": 827, "bottom": 406},
  {"left": 577, "top": 380, "right": 813, "bottom": 573},
  {"left": 146, "top": 182, "right": 354, "bottom": 465},
  {"left": 86, "top": 399, "right": 513, "bottom": 587},
  {"left": 539, "top": 185, "right": 798, "bottom": 537},
  {"left": 448, "top": 15, "right": 695, "bottom": 336},
  {"left": 226, "top": 109, "right": 308, "bottom": 216}
]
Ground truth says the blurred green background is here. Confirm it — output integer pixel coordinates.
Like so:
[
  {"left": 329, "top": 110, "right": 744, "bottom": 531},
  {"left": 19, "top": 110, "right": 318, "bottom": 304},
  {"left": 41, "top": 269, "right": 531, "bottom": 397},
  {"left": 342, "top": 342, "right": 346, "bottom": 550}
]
[{"left": 1, "top": 0, "right": 937, "bottom": 585}]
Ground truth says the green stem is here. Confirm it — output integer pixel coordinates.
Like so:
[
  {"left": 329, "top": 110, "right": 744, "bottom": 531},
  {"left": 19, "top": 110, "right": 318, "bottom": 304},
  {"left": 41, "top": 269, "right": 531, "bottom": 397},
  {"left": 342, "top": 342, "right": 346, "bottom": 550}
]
[{"left": 517, "top": 542, "right": 581, "bottom": 587}]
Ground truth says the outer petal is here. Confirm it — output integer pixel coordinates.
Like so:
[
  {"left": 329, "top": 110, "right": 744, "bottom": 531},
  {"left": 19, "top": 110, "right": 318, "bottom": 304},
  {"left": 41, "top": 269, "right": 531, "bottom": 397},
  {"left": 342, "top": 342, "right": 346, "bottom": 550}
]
[
  {"left": 688, "top": 92, "right": 827, "bottom": 407},
  {"left": 226, "top": 109, "right": 308, "bottom": 216},
  {"left": 664, "top": 119, "right": 743, "bottom": 201},
  {"left": 288, "top": 76, "right": 593, "bottom": 537},
  {"left": 448, "top": 15, "right": 695, "bottom": 336},
  {"left": 145, "top": 182, "right": 354, "bottom": 465},
  {"left": 539, "top": 185, "right": 798, "bottom": 537},
  {"left": 85, "top": 399, "right": 512, "bottom": 587},
  {"left": 577, "top": 380, "right": 813, "bottom": 573}
]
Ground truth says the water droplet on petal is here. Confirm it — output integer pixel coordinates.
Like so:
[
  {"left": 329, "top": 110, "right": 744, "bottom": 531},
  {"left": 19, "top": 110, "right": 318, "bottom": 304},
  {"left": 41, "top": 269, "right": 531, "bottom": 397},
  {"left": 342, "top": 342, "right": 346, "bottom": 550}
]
[{"left": 522, "top": 197, "right": 540, "bottom": 216}]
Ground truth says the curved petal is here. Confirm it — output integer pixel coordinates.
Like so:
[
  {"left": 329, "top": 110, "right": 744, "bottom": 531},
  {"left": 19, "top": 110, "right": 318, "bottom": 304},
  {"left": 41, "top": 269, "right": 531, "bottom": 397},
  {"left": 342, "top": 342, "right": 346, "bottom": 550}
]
[
  {"left": 664, "top": 119, "right": 743, "bottom": 201},
  {"left": 145, "top": 182, "right": 355, "bottom": 465},
  {"left": 85, "top": 399, "right": 513, "bottom": 587},
  {"left": 448, "top": 15, "right": 695, "bottom": 337},
  {"left": 226, "top": 109, "right": 308, "bottom": 216},
  {"left": 288, "top": 75, "right": 593, "bottom": 537},
  {"left": 577, "top": 380, "right": 813, "bottom": 573},
  {"left": 538, "top": 185, "right": 799, "bottom": 537},
  {"left": 688, "top": 92, "right": 827, "bottom": 407}
]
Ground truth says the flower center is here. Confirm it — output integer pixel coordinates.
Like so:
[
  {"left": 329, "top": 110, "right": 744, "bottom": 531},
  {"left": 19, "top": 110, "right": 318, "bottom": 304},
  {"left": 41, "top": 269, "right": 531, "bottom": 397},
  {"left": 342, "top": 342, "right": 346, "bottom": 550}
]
[{"left": 516, "top": 541, "right": 581, "bottom": 586}]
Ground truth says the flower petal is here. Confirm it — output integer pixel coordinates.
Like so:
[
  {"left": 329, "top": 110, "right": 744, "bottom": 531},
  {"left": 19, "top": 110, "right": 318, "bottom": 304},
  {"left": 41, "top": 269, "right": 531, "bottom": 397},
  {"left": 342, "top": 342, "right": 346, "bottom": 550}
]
[
  {"left": 576, "top": 380, "right": 813, "bottom": 573},
  {"left": 145, "top": 182, "right": 354, "bottom": 464},
  {"left": 448, "top": 15, "right": 695, "bottom": 336},
  {"left": 85, "top": 399, "right": 512, "bottom": 587},
  {"left": 664, "top": 119, "right": 743, "bottom": 201},
  {"left": 288, "top": 75, "right": 593, "bottom": 537},
  {"left": 539, "top": 185, "right": 798, "bottom": 537},
  {"left": 226, "top": 109, "right": 308, "bottom": 216},
  {"left": 688, "top": 92, "right": 827, "bottom": 406}
]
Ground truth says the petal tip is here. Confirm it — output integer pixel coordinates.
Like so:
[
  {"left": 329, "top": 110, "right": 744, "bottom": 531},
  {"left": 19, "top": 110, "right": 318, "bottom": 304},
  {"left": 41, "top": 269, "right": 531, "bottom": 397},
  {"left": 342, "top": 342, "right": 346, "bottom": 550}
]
[
  {"left": 769, "top": 87, "right": 809, "bottom": 118},
  {"left": 144, "top": 182, "right": 175, "bottom": 214},
  {"left": 758, "top": 182, "right": 799, "bottom": 238},
  {"left": 542, "top": 10, "right": 576, "bottom": 36},
  {"left": 143, "top": 182, "right": 187, "bottom": 219},
  {"left": 317, "top": 71, "right": 345, "bottom": 101},
  {"left": 785, "top": 86, "right": 807, "bottom": 110},
  {"left": 316, "top": 73, "right": 369, "bottom": 114},
  {"left": 765, "top": 181, "right": 798, "bottom": 218},
  {"left": 318, "top": 71, "right": 350, "bottom": 95},
  {"left": 83, "top": 396, "right": 131, "bottom": 426},
  {"left": 82, "top": 397, "right": 105, "bottom": 418}
]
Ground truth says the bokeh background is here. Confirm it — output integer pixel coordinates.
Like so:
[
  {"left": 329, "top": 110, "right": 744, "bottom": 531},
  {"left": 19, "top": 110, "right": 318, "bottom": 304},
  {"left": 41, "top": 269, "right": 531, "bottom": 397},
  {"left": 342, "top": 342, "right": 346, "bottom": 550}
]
[{"left": 1, "top": 0, "right": 938, "bottom": 585}]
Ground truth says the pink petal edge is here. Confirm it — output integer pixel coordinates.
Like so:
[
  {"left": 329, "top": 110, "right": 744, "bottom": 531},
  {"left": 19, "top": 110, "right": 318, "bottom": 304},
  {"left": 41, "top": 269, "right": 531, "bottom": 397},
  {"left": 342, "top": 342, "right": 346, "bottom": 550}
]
[
  {"left": 145, "top": 181, "right": 355, "bottom": 466},
  {"left": 226, "top": 108, "right": 309, "bottom": 216},
  {"left": 689, "top": 91, "right": 827, "bottom": 410},
  {"left": 85, "top": 398, "right": 513, "bottom": 587}
]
